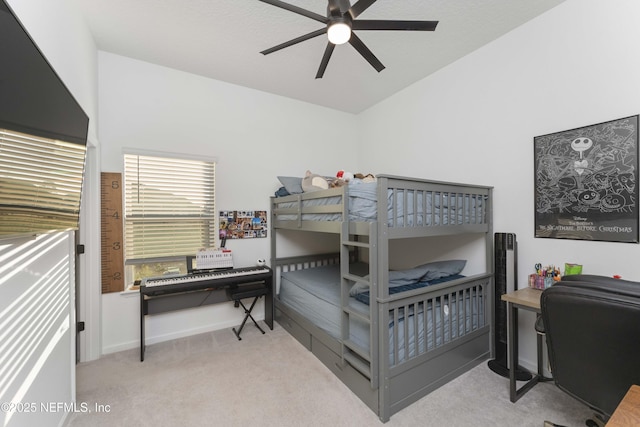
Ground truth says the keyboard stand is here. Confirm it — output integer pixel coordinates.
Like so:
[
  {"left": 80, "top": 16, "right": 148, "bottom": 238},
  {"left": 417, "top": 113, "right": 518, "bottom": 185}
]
[
  {"left": 139, "top": 267, "right": 273, "bottom": 361},
  {"left": 228, "top": 284, "right": 269, "bottom": 340}
]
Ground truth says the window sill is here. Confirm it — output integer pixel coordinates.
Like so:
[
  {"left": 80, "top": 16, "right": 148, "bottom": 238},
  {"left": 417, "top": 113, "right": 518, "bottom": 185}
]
[{"left": 120, "top": 286, "right": 139, "bottom": 297}]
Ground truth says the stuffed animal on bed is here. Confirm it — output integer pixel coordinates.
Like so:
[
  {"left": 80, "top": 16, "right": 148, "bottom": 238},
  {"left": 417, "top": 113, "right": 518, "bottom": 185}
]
[
  {"left": 329, "top": 171, "right": 349, "bottom": 188},
  {"left": 336, "top": 170, "right": 355, "bottom": 182},
  {"left": 356, "top": 173, "right": 376, "bottom": 182},
  {"left": 336, "top": 170, "right": 377, "bottom": 184},
  {"left": 301, "top": 170, "right": 329, "bottom": 192},
  {"left": 331, "top": 172, "right": 378, "bottom": 187}
]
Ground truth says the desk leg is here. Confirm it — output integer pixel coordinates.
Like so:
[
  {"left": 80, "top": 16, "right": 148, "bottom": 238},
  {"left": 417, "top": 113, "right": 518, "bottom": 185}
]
[
  {"left": 508, "top": 301, "right": 517, "bottom": 401},
  {"left": 264, "top": 277, "right": 274, "bottom": 330},
  {"left": 140, "top": 293, "right": 145, "bottom": 362},
  {"left": 508, "top": 302, "right": 540, "bottom": 402}
]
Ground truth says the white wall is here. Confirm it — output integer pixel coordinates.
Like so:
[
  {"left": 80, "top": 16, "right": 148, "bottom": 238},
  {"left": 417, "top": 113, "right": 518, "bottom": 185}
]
[
  {"left": 358, "top": 0, "right": 640, "bottom": 369},
  {"left": 1, "top": 1, "right": 99, "bottom": 425},
  {"left": 98, "top": 52, "right": 359, "bottom": 353}
]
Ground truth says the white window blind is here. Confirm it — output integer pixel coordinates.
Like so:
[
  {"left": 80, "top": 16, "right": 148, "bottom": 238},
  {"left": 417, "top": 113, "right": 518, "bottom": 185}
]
[
  {"left": 0, "top": 128, "right": 86, "bottom": 238},
  {"left": 124, "top": 153, "right": 216, "bottom": 261}
]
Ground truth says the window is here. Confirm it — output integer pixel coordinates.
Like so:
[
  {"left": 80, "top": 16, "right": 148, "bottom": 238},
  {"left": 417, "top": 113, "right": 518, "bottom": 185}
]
[
  {"left": 123, "top": 152, "right": 215, "bottom": 284},
  {"left": 0, "top": 128, "right": 86, "bottom": 239}
]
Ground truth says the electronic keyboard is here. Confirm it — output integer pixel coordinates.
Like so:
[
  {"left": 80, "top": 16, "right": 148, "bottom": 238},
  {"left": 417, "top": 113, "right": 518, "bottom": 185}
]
[{"left": 140, "top": 266, "right": 272, "bottom": 296}]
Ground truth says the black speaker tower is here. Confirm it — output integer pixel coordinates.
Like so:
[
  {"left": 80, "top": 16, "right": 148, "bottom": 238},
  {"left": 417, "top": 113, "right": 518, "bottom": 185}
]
[{"left": 487, "top": 232, "right": 532, "bottom": 380}]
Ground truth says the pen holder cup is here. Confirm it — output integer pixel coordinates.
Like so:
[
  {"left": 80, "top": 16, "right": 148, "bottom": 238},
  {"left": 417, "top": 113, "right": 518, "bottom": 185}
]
[{"left": 528, "top": 274, "right": 553, "bottom": 290}]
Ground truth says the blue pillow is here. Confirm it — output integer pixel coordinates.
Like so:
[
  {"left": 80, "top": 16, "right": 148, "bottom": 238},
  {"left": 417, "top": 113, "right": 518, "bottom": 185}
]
[
  {"left": 277, "top": 176, "right": 303, "bottom": 194},
  {"left": 416, "top": 259, "right": 467, "bottom": 281},
  {"left": 274, "top": 187, "right": 290, "bottom": 197},
  {"left": 387, "top": 260, "right": 466, "bottom": 286},
  {"left": 349, "top": 259, "right": 466, "bottom": 296}
]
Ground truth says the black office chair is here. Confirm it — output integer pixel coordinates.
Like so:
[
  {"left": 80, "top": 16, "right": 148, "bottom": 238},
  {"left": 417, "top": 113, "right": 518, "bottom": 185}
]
[{"left": 539, "top": 274, "right": 640, "bottom": 427}]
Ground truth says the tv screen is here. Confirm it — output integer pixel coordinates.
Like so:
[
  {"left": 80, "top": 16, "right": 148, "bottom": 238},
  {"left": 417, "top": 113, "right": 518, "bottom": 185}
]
[{"left": 0, "top": 1, "right": 89, "bottom": 240}]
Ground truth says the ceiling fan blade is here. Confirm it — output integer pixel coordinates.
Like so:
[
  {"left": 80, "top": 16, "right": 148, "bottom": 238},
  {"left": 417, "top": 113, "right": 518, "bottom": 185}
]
[
  {"left": 261, "top": 28, "right": 327, "bottom": 55},
  {"left": 348, "top": 32, "right": 384, "bottom": 72},
  {"left": 353, "top": 20, "right": 439, "bottom": 31},
  {"left": 316, "top": 43, "right": 336, "bottom": 79},
  {"left": 259, "top": 0, "right": 328, "bottom": 24},
  {"left": 349, "top": 0, "right": 377, "bottom": 18}
]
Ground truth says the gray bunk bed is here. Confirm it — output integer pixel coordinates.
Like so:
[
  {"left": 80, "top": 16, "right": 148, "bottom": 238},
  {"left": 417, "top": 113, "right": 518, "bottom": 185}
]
[{"left": 269, "top": 175, "right": 494, "bottom": 422}]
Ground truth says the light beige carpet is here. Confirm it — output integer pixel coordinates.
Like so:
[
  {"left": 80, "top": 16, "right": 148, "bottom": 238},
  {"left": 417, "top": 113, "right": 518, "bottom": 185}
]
[{"left": 67, "top": 322, "right": 594, "bottom": 427}]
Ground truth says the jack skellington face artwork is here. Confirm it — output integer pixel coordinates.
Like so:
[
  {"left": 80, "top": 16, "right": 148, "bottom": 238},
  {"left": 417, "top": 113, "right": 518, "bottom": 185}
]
[{"left": 571, "top": 137, "right": 593, "bottom": 175}]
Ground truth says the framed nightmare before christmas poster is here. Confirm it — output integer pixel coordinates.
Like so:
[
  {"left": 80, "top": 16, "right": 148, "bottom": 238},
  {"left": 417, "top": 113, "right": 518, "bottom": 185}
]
[{"left": 534, "top": 115, "right": 639, "bottom": 243}]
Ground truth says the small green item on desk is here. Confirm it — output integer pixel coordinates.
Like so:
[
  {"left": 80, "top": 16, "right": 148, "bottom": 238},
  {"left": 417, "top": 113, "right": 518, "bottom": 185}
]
[{"left": 564, "top": 263, "right": 582, "bottom": 276}]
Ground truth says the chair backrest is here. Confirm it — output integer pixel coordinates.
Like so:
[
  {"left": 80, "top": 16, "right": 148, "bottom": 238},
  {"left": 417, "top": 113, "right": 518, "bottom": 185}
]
[{"left": 541, "top": 275, "right": 640, "bottom": 418}]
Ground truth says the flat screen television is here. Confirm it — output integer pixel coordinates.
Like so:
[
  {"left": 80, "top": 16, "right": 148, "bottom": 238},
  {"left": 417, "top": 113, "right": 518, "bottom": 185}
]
[{"left": 0, "top": 0, "right": 89, "bottom": 241}]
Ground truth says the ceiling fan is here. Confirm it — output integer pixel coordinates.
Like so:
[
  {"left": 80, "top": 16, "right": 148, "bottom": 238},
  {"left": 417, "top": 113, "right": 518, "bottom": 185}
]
[{"left": 259, "top": 0, "right": 439, "bottom": 79}]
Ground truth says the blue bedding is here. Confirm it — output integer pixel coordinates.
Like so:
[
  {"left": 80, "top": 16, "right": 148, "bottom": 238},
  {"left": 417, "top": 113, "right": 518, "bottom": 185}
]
[
  {"left": 354, "top": 274, "right": 465, "bottom": 305},
  {"left": 275, "top": 181, "right": 487, "bottom": 226},
  {"left": 278, "top": 263, "right": 485, "bottom": 365}
]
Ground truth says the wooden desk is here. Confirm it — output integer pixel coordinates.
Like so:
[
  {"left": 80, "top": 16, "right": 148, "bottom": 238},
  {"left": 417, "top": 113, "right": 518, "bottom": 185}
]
[
  {"left": 501, "top": 288, "right": 549, "bottom": 402},
  {"left": 607, "top": 385, "right": 640, "bottom": 427},
  {"left": 502, "top": 287, "right": 542, "bottom": 310}
]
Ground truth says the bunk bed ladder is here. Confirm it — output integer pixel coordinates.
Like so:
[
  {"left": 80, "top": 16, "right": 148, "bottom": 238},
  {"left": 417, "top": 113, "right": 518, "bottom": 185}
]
[{"left": 339, "top": 220, "right": 379, "bottom": 389}]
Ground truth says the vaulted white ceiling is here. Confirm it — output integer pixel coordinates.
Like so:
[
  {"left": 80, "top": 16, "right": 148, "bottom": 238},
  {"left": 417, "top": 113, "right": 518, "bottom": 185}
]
[{"left": 73, "top": 0, "right": 565, "bottom": 113}]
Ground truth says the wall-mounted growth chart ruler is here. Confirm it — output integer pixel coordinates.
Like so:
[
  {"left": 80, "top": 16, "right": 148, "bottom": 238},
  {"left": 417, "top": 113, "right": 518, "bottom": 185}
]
[{"left": 101, "top": 172, "right": 124, "bottom": 294}]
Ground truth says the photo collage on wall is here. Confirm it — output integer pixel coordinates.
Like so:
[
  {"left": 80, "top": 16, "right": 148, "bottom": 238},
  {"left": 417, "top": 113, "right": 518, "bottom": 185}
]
[{"left": 219, "top": 210, "right": 267, "bottom": 240}]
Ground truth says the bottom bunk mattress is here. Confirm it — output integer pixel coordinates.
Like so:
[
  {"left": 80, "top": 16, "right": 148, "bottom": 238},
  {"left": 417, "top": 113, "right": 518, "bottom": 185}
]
[{"left": 278, "top": 263, "right": 486, "bottom": 366}]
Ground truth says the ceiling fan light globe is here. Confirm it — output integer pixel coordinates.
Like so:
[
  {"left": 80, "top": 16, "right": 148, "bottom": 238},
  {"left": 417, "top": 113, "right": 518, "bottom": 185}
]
[{"left": 328, "top": 22, "right": 351, "bottom": 45}]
